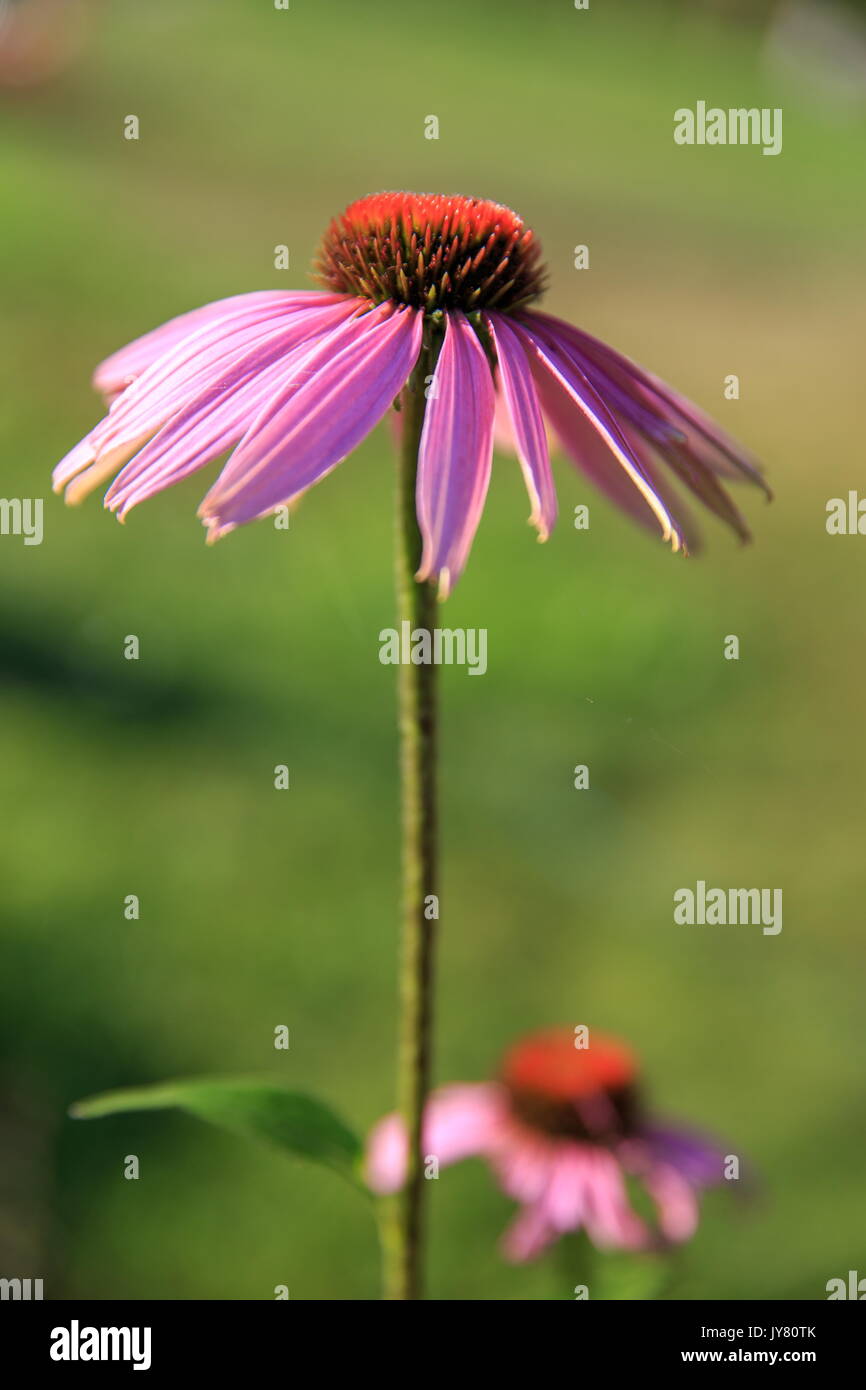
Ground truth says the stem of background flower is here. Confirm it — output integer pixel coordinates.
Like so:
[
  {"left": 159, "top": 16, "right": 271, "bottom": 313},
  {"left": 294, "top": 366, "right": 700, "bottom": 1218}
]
[
  {"left": 558, "top": 1230, "right": 595, "bottom": 1301},
  {"left": 383, "top": 348, "right": 438, "bottom": 1301}
]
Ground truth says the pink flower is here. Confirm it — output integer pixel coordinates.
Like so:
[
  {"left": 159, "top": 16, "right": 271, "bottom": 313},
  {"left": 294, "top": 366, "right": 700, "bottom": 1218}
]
[
  {"left": 367, "top": 1028, "right": 730, "bottom": 1261},
  {"left": 53, "top": 192, "right": 769, "bottom": 597}
]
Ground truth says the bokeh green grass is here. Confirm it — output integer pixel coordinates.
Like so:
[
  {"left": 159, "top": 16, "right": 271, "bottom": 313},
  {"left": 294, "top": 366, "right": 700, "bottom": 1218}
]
[{"left": 1, "top": 0, "right": 864, "bottom": 1299}]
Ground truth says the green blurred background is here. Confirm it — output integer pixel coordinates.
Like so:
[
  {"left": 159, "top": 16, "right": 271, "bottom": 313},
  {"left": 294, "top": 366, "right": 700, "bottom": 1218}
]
[{"left": 1, "top": 0, "right": 864, "bottom": 1300}]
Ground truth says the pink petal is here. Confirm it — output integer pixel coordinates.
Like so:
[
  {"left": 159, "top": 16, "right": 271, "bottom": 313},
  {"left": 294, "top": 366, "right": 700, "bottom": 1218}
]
[
  {"left": 541, "top": 1145, "right": 591, "bottom": 1231},
  {"left": 365, "top": 1114, "right": 408, "bottom": 1197},
  {"left": 517, "top": 318, "right": 688, "bottom": 551},
  {"left": 200, "top": 304, "right": 423, "bottom": 536},
  {"left": 528, "top": 313, "right": 687, "bottom": 449},
  {"left": 106, "top": 356, "right": 294, "bottom": 518},
  {"left": 415, "top": 310, "right": 495, "bottom": 598},
  {"left": 94, "top": 300, "right": 344, "bottom": 460},
  {"left": 642, "top": 1164, "right": 700, "bottom": 1243},
  {"left": 527, "top": 310, "right": 768, "bottom": 493},
  {"left": 104, "top": 300, "right": 360, "bottom": 516},
  {"left": 486, "top": 312, "right": 556, "bottom": 541},
  {"left": 501, "top": 1204, "right": 558, "bottom": 1263},
  {"left": 52, "top": 436, "right": 99, "bottom": 492},
  {"left": 365, "top": 1083, "right": 507, "bottom": 1195},
  {"left": 530, "top": 320, "right": 750, "bottom": 541},
  {"left": 491, "top": 1128, "right": 559, "bottom": 1206},
  {"left": 93, "top": 291, "right": 347, "bottom": 399},
  {"left": 528, "top": 354, "right": 694, "bottom": 548},
  {"left": 53, "top": 299, "right": 354, "bottom": 500},
  {"left": 502, "top": 1145, "right": 647, "bottom": 1260},
  {"left": 581, "top": 1149, "right": 648, "bottom": 1251}
]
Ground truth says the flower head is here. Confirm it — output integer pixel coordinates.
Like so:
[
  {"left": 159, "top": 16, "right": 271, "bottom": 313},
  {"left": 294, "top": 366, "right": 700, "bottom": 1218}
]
[
  {"left": 366, "top": 1027, "right": 731, "bottom": 1261},
  {"left": 53, "top": 192, "right": 769, "bottom": 596},
  {"left": 315, "top": 192, "right": 546, "bottom": 312}
]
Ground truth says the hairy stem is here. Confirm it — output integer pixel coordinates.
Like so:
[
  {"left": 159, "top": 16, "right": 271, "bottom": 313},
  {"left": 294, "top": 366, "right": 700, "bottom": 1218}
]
[{"left": 383, "top": 355, "right": 438, "bottom": 1300}]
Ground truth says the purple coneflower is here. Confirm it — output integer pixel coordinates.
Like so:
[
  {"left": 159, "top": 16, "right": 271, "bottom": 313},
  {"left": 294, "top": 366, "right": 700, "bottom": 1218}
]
[
  {"left": 367, "top": 1028, "right": 730, "bottom": 1261},
  {"left": 53, "top": 191, "right": 768, "bottom": 597},
  {"left": 54, "top": 195, "right": 762, "bottom": 1300}
]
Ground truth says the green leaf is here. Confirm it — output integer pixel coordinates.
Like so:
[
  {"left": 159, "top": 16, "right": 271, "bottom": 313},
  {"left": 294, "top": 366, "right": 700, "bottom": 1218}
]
[{"left": 70, "top": 1078, "right": 365, "bottom": 1188}]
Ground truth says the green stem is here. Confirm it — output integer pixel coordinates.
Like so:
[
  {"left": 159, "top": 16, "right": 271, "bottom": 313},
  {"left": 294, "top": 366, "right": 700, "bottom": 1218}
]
[{"left": 383, "top": 352, "right": 438, "bottom": 1300}]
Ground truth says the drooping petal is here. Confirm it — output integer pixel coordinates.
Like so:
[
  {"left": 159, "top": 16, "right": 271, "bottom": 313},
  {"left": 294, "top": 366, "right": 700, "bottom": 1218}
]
[
  {"left": 622, "top": 1123, "right": 733, "bottom": 1242},
  {"left": 526, "top": 333, "right": 693, "bottom": 549},
  {"left": 538, "top": 1145, "right": 591, "bottom": 1231},
  {"left": 365, "top": 1084, "right": 508, "bottom": 1195},
  {"left": 531, "top": 317, "right": 752, "bottom": 541},
  {"left": 501, "top": 1203, "right": 558, "bottom": 1263},
  {"left": 103, "top": 299, "right": 361, "bottom": 516},
  {"left": 659, "top": 439, "right": 752, "bottom": 541},
  {"left": 94, "top": 300, "right": 348, "bottom": 461},
  {"left": 527, "top": 313, "right": 687, "bottom": 449},
  {"left": 486, "top": 312, "right": 556, "bottom": 541},
  {"left": 106, "top": 356, "right": 296, "bottom": 519},
  {"left": 93, "top": 291, "right": 346, "bottom": 399},
  {"left": 491, "top": 1128, "right": 560, "bottom": 1207},
  {"left": 53, "top": 298, "right": 357, "bottom": 500},
  {"left": 60, "top": 433, "right": 154, "bottom": 507},
  {"left": 199, "top": 303, "right": 423, "bottom": 537},
  {"left": 527, "top": 310, "right": 769, "bottom": 495},
  {"left": 642, "top": 1164, "right": 700, "bottom": 1243},
  {"left": 515, "top": 318, "right": 687, "bottom": 552},
  {"left": 52, "top": 436, "right": 99, "bottom": 493},
  {"left": 580, "top": 1149, "right": 648, "bottom": 1251},
  {"left": 500, "top": 1143, "right": 648, "bottom": 1260},
  {"left": 415, "top": 310, "right": 495, "bottom": 597},
  {"left": 640, "top": 1124, "right": 730, "bottom": 1188}
]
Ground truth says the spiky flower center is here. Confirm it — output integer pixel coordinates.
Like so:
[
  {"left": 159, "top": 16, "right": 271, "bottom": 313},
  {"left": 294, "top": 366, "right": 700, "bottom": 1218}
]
[
  {"left": 315, "top": 192, "right": 546, "bottom": 313},
  {"left": 503, "top": 1030, "right": 640, "bottom": 1142}
]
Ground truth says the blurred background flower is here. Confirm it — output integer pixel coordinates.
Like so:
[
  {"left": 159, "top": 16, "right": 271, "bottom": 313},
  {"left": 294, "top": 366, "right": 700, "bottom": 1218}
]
[
  {"left": 368, "top": 1028, "right": 732, "bottom": 1263},
  {"left": 1, "top": 0, "right": 864, "bottom": 1299},
  {"left": 0, "top": 0, "right": 89, "bottom": 90}
]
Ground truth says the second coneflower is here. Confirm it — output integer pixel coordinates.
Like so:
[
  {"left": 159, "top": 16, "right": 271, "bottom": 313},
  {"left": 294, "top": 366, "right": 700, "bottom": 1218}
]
[
  {"left": 52, "top": 191, "right": 768, "bottom": 1301},
  {"left": 368, "top": 1028, "right": 732, "bottom": 1262}
]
